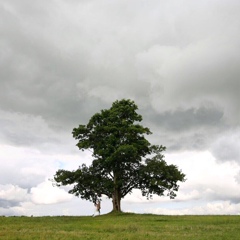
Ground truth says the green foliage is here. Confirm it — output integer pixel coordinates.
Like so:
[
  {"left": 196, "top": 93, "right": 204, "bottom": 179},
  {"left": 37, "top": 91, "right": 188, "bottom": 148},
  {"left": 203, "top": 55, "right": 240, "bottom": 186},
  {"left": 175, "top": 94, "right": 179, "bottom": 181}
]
[
  {"left": 1, "top": 215, "right": 240, "bottom": 240},
  {"left": 54, "top": 99, "right": 186, "bottom": 209}
]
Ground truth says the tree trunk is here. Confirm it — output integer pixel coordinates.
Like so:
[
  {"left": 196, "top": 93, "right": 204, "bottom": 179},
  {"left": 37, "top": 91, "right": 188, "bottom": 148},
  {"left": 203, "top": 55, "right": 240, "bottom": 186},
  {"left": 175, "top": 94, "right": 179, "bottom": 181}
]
[
  {"left": 112, "top": 190, "right": 121, "bottom": 212},
  {"left": 112, "top": 173, "right": 121, "bottom": 212}
]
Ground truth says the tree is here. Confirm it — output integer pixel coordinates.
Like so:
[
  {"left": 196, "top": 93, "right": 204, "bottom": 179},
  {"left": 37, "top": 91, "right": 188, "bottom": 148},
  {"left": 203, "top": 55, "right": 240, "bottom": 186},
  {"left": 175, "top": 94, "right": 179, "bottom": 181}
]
[{"left": 54, "top": 99, "right": 186, "bottom": 212}]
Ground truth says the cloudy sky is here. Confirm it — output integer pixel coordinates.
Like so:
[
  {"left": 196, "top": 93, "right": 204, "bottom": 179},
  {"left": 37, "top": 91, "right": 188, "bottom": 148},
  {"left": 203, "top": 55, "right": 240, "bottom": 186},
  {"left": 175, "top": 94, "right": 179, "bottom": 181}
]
[{"left": 1, "top": 0, "right": 240, "bottom": 216}]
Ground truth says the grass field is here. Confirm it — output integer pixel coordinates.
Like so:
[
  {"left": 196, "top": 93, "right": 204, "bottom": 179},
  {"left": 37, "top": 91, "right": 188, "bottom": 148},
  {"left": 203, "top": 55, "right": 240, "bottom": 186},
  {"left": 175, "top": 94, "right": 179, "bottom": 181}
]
[{"left": 0, "top": 213, "right": 240, "bottom": 240}]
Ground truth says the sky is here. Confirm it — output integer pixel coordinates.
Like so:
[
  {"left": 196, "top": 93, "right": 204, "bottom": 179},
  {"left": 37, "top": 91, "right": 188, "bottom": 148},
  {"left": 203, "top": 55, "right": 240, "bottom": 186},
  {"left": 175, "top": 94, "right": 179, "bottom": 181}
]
[{"left": 0, "top": 0, "right": 240, "bottom": 216}]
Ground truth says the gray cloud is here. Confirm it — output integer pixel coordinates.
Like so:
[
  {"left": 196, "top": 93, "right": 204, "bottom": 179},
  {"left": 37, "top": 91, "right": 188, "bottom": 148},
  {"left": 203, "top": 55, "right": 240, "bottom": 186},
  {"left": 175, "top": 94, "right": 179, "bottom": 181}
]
[
  {"left": 150, "top": 106, "right": 224, "bottom": 132},
  {"left": 0, "top": 0, "right": 239, "bottom": 157},
  {"left": 0, "top": 200, "right": 20, "bottom": 208},
  {"left": 211, "top": 129, "right": 240, "bottom": 164},
  {"left": 1, "top": 0, "right": 239, "bottom": 128},
  {"left": 0, "top": 184, "right": 29, "bottom": 209}
]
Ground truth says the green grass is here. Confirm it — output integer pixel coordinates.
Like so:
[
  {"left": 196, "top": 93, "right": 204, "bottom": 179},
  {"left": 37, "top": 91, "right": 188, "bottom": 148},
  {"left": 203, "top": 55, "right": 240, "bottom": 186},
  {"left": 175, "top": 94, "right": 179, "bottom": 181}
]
[{"left": 0, "top": 213, "right": 240, "bottom": 240}]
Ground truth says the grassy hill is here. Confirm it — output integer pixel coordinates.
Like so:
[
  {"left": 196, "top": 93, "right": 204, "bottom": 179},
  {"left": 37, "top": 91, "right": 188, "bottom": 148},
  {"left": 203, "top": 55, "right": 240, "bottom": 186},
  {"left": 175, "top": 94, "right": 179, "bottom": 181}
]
[{"left": 0, "top": 213, "right": 240, "bottom": 239}]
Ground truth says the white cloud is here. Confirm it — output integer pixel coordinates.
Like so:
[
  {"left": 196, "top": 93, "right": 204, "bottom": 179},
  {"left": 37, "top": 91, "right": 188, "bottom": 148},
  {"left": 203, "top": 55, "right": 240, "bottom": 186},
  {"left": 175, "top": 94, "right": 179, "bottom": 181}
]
[
  {"left": 0, "top": 184, "right": 28, "bottom": 202},
  {"left": 123, "top": 151, "right": 240, "bottom": 208},
  {"left": 165, "top": 151, "right": 240, "bottom": 203},
  {"left": 144, "top": 201, "right": 240, "bottom": 215},
  {"left": 0, "top": 143, "right": 92, "bottom": 188},
  {"left": 31, "top": 180, "right": 72, "bottom": 205}
]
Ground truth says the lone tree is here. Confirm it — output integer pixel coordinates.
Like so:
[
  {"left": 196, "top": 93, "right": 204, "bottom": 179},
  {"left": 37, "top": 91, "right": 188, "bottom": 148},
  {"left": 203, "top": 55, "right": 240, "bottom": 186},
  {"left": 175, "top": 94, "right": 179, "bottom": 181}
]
[{"left": 54, "top": 99, "right": 185, "bottom": 212}]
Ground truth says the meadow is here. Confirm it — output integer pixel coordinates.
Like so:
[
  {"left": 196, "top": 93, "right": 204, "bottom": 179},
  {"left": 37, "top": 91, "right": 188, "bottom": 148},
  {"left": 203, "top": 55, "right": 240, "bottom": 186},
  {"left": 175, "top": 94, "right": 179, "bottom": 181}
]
[{"left": 0, "top": 213, "right": 240, "bottom": 240}]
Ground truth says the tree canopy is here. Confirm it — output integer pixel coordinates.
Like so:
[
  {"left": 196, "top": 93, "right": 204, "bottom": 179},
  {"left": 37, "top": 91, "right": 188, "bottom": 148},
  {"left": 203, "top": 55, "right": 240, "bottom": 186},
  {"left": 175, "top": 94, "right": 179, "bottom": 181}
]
[{"left": 54, "top": 99, "right": 186, "bottom": 212}]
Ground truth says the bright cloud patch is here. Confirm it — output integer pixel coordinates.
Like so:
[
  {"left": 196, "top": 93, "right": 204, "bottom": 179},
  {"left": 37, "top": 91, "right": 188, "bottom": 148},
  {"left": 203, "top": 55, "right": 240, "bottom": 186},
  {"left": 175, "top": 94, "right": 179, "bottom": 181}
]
[
  {"left": 122, "top": 151, "right": 240, "bottom": 214},
  {"left": 31, "top": 180, "right": 72, "bottom": 205},
  {"left": 144, "top": 201, "right": 240, "bottom": 215},
  {"left": 0, "top": 184, "right": 28, "bottom": 202}
]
